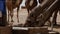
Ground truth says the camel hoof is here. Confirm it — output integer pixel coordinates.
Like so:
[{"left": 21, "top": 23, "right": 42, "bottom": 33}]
[
  {"left": 11, "top": 20, "right": 14, "bottom": 22},
  {"left": 53, "top": 24, "right": 57, "bottom": 26},
  {"left": 18, "top": 21, "right": 19, "bottom": 23}
]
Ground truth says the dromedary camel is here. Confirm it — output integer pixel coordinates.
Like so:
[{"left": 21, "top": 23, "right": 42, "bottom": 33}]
[
  {"left": 6, "top": 0, "right": 23, "bottom": 24},
  {"left": 24, "top": 0, "right": 60, "bottom": 27}
]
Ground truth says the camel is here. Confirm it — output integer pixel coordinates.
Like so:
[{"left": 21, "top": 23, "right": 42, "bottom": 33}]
[
  {"left": 24, "top": 0, "right": 55, "bottom": 27},
  {"left": 6, "top": 0, "right": 23, "bottom": 24},
  {"left": 24, "top": 0, "right": 60, "bottom": 27}
]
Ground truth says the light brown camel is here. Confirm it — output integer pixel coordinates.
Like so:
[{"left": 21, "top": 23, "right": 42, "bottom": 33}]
[{"left": 6, "top": 0, "right": 23, "bottom": 24}]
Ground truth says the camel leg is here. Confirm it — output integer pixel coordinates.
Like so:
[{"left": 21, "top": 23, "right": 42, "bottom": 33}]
[
  {"left": 59, "top": 8, "right": 60, "bottom": 15},
  {"left": 17, "top": 6, "right": 20, "bottom": 23},
  {"left": 52, "top": 9, "right": 58, "bottom": 25},
  {"left": 46, "top": 9, "right": 58, "bottom": 26},
  {"left": 27, "top": 9, "right": 29, "bottom": 14},
  {"left": 48, "top": 19, "right": 51, "bottom": 25},
  {"left": 27, "top": 9, "right": 30, "bottom": 14},
  {"left": 10, "top": 10, "right": 14, "bottom": 22},
  {"left": 8, "top": 10, "right": 10, "bottom": 22}
]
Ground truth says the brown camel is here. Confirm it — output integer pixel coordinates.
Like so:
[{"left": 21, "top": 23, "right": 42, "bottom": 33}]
[
  {"left": 6, "top": 0, "right": 23, "bottom": 24},
  {"left": 24, "top": 0, "right": 55, "bottom": 27},
  {"left": 24, "top": 0, "right": 45, "bottom": 26},
  {"left": 24, "top": 0, "right": 60, "bottom": 27}
]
